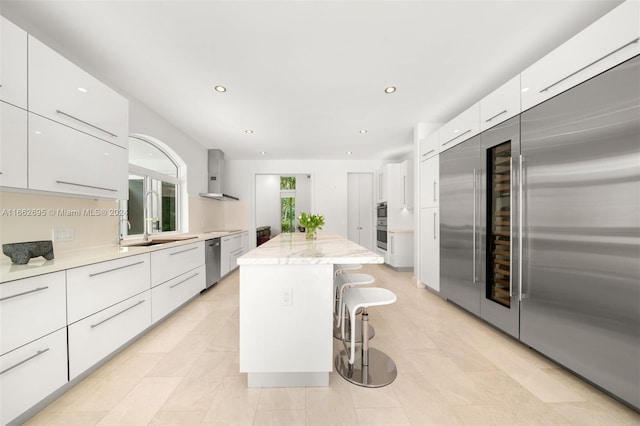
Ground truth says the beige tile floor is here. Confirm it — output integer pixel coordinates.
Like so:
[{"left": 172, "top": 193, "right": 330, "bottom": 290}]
[{"left": 25, "top": 265, "right": 639, "bottom": 425}]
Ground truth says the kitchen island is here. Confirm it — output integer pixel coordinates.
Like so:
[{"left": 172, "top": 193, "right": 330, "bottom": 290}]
[{"left": 237, "top": 232, "right": 383, "bottom": 387}]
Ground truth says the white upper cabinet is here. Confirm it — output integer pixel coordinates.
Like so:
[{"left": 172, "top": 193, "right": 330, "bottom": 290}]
[
  {"left": 28, "top": 35, "right": 129, "bottom": 148},
  {"left": 376, "top": 167, "right": 387, "bottom": 203},
  {"left": 480, "top": 75, "right": 521, "bottom": 132},
  {"left": 28, "top": 113, "right": 128, "bottom": 199},
  {"left": 419, "top": 132, "right": 439, "bottom": 161},
  {"left": 0, "top": 102, "right": 28, "bottom": 189},
  {"left": 521, "top": 1, "right": 639, "bottom": 112},
  {"left": 0, "top": 17, "right": 27, "bottom": 109},
  {"left": 419, "top": 154, "right": 439, "bottom": 209},
  {"left": 439, "top": 103, "right": 480, "bottom": 152}
]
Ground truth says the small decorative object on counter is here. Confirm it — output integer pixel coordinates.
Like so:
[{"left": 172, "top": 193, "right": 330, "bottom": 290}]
[
  {"left": 298, "top": 212, "right": 325, "bottom": 239},
  {"left": 2, "top": 240, "right": 54, "bottom": 264}
]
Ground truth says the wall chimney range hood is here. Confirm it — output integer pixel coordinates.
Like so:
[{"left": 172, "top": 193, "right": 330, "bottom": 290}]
[{"left": 199, "top": 149, "right": 239, "bottom": 201}]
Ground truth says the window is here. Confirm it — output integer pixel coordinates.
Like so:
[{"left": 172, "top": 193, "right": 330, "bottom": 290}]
[
  {"left": 281, "top": 176, "right": 296, "bottom": 233},
  {"left": 120, "top": 136, "right": 183, "bottom": 239}
]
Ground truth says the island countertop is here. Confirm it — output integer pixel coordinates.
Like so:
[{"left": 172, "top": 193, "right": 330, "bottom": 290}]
[{"left": 237, "top": 232, "right": 383, "bottom": 265}]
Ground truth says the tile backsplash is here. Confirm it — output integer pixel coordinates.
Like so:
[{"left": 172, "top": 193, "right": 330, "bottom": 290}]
[{"left": 0, "top": 191, "right": 120, "bottom": 250}]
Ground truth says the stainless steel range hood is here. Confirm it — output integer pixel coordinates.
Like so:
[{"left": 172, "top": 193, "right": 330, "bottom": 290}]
[{"left": 199, "top": 149, "right": 239, "bottom": 201}]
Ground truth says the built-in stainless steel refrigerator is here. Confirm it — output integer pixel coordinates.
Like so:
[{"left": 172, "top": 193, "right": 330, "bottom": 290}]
[
  {"left": 440, "top": 55, "right": 639, "bottom": 408},
  {"left": 520, "top": 55, "right": 639, "bottom": 409}
]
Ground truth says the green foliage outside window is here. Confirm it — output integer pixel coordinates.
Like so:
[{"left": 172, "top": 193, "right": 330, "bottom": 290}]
[
  {"left": 280, "top": 176, "right": 296, "bottom": 190},
  {"left": 281, "top": 197, "right": 296, "bottom": 233}
]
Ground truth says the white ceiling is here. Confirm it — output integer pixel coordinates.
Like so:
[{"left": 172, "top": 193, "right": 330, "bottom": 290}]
[{"left": 1, "top": 0, "right": 623, "bottom": 160}]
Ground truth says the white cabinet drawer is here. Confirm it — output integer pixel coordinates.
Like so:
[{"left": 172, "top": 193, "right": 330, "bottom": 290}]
[
  {"left": 66, "top": 254, "right": 151, "bottom": 324},
  {"left": 439, "top": 103, "right": 480, "bottom": 152},
  {"left": 28, "top": 36, "right": 128, "bottom": 148},
  {"left": 0, "top": 17, "right": 28, "bottom": 109},
  {"left": 419, "top": 132, "right": 439, "bottom": 161},
  {"left": 68, "top": 290, "right": 151, "bottom": 379},
  {"left": 480, "top": 75, "right": 521, "bottom": 132},
  {"left": 0, "top": 328, "right": 68, "bottom": 426},
  {"left": 150, "top": 241, "right": 205, "bottom": 287},
  {"left": 152, "top": 265, "right": 205, "bottom": 323},
  {"left": 28, "top": 112, "right": 128, "bottom": 199},
  {"left": 0, "top": 101, "right": 28, "bottom": 189},
  {"left": 521, "top": 1, "right": 639, "bottom": 112},
  {"left": 0, "top": 271, "right": 66, "bottom": 356},
  {"left": 419, "top": 155, "right": 439, "bottom": 209}
]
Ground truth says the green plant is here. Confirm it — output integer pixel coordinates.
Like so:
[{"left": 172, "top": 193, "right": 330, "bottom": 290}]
[{"left": 298, "top": 212, "right": 325, "bottom": 239}]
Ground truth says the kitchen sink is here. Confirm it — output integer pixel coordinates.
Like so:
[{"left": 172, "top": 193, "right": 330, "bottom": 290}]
[{"left": 124, "top": 236, "right": 198, "bottom": 247}]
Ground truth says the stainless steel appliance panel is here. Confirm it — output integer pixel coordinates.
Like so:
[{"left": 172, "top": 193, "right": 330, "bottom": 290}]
[
  {"left": 440, "top": 134, "right": 482, "bottom": 315},
  {"left": 479, "top": 116, "right": 521, "bottom": 338},
  {"left": 205, "top": 237, "right": 221, "bottom": 289},
  {"left": 520, "top": 56, "right": 640, "bottom": 409}
]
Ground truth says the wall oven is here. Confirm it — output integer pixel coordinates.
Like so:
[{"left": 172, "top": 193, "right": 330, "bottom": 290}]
[
  {"left": 376, "top": 202, "right": 387, "bottom": 219},
  {"left": 376, "top": 218, "right": 387, "bottom": 250}
]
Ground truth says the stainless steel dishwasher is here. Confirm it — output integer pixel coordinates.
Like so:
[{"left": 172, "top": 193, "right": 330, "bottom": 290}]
[{"left": 205, "top": 237, "right": 221, "bottom": 289}]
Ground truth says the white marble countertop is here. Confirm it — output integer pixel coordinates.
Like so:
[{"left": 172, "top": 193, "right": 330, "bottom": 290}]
[
  {"left": 388, "top": 229, "right": 414, "bottom": 233},
  {"left": 0, "top": 230, "right": 247, "bottom": 283},
  {"left": 237, "top": 232, "right": 383, "bottom": 265}
]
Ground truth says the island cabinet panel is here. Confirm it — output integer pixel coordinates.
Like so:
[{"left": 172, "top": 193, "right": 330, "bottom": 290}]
[
  {"left": 0, "top": 328, "right": 68, "bottom": 426},
  {"left": 28, "top": 112, "right": 128, "bottom": 199},
  {"left": 239, "top": 264, "right": 334, "bottom": 383},
  {"left": 0, "top": 271, "right": 66, "bottom": 357},
  {"left": 66, "top": 253, "right": 151, "bottom": 324},
  {"left": 28, "top": 35, "right": 129, "bottom": 148},
  {"left": 68, "top": 290, "right": 151, "bottom": 379},
  {"left": 152, "top": 264, "right": 205, "bottom": 323},
  {"left": 0, "top": 16, "right": 28, "bottom": 109},
  {"left": 150, "top": 241, "right": 205, "bottom": 287}
]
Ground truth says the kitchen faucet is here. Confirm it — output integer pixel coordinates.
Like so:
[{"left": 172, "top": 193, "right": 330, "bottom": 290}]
[{"left": 144, "top": 190, "right": 160, "bottom": 241}]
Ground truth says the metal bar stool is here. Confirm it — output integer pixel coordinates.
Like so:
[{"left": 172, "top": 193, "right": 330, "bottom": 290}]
[
  {"left": 335, "top": 287, "right": 397, "bottom": 387},
  {"left": 333, "top": 273, "right": 376, "bottom": 341}
]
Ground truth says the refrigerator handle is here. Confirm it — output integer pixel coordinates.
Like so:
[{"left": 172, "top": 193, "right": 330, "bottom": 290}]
[
  {"left": 519, "top": 154, "right": 525, "bottom": 301},
  {"left": 472, "top": 168, "right": 477, "bottom": 284},
  {"left": 509, "top": 156, "right": 513, "bottom": 299}
]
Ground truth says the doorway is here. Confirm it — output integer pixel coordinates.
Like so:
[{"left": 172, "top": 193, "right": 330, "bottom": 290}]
[{"left": 347, "top": 173, "right": 374, "bottom": 250}]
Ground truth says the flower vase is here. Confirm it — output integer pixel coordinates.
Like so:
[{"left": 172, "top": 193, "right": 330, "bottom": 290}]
[{"left": 305, "top": 229, "right": 317, "bottom": 239}]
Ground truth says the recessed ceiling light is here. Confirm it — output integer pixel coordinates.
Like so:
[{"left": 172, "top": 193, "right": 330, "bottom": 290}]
[
  {"left": 453, "top": 129, "right": 460, "bottom": 133},
  {"left": 245, "top": 129, "right": 254, "bottom": 134},
  {"left": 359, "top": 129, "right": 368, "bottom": 134},
  {"left": 259, "top": 151, "right": 266, "bottom": 155},
  {"left": 147, "top": 153, "right": 153, "bottom": 156},
  {"left": 346, "top": 151, "right": 353, "bottom": 155},
  {"left": 521, "top": 87, "right": 530, "bottom": 93},
  {"left": 77, "top": 87, "right": 88, "bottom": 93},
  {"left": 384, "top": 86, "right": 396, "bottom": 94},
  {"left": 214, "top": 85, "right": 227, "bottom": 92},
  {"left": 34, "top": 130, "right": 41, "bottom": 134}
]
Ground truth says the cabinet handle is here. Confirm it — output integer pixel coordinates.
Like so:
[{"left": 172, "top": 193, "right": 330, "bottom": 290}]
[
  {"left": 169, "top": 246, "right": 198, "bottom": 256},
  {"left": 55, "top": 109, "right": 118, "bottom": 138},
  {"left": 485, "top": 109, "right": 508, "bottom": 123},
  {"left": 403, "top": 176, "right": 406, "bottom": 205},
  {"left": 540, "top": 38, "right": 639, "bottom": 93},
  {"left": 89, "top": 260, "right": 145, "bottom": 277},
  {"left": 56, "top": 180, "right": 118, "bottom": 192},
  {"left": 433, "top": 212, "right": 437, "bottom": 240},
  {"left": 519, "top": 155, "right": 526, "bottom": 301},
  {"left": 433, "top": 181, "right": 437, "bottom": 203},
  {"left": 509, "top": 156, "right": 513, "bottom": 299},
  {"left": 442, "top": 129, "right": 471, "bottom": 146},
  {"left": 169, "top": 272, "right": 199, "bottom": 289},
  {"left": 0, "top": 348, "right": 50, "bottom": 376},
  {"left": 0, "top": 286, "right": 49, "bottom": 302},
  {"left": 422, "top": 149, "right": 435, "bottom": 157},
  {"left": 90, "top": 300, "right": 145, "bottom": 329}
]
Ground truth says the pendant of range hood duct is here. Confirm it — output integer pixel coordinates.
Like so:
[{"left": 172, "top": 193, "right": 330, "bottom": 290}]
[{"left": 199, "top": 149, "right": 239, "bottom": 201}]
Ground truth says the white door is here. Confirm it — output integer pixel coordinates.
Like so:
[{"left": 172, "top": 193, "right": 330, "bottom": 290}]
[{"left": 347, "top": 173, "right": 373, "bottom": 250}]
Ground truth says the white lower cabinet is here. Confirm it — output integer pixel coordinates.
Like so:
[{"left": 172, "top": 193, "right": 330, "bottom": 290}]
[
  {"left": 68, "top": 291, "right": 151, "bottom": 379},
  {"left": 66, "top": 254, "right": 151, "bottom": 324},
  {"left": 386, "top": 231, "right": 414, "bottom": 269},
  {"left": 0, "top": 271, "right": 66, "bottom": 356},
  {"left": 152, "top": 264, "right": 205, "bottom": 323},
  {"left": 420, "top": 208, "right": 440, "bottom": 292},
  {"left": 28, "top": 112, "right": 128, "bottom": 199},
  {"left": 151, "top": 241, "right": 205, "bottom": 287},
  {"left": 0, "top": 328, "right": 68, "bottom": 425},
  {"left": 221, "top": 232, "right": 248, "bottom": 277}
]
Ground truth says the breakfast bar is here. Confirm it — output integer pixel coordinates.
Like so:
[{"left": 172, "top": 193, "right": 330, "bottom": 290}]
[{"left": 237, "top": 232, "right": 383, "bottom": 387}]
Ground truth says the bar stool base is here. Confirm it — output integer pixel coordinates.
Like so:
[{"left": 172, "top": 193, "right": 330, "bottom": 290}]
[
  {"left": 333, "top": 320, "right": 375, "bottom": 341},
  {"left": 334, "top": 348, "right": 397, "bottom": 388}
]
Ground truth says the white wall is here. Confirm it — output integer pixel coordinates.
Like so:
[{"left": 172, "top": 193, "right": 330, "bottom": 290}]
[
  {"left": 226, "top": 159, "right": 383, "bottom": 248},
  {"left": 255, "top": 175, "right": 282, "bottom": 235}
]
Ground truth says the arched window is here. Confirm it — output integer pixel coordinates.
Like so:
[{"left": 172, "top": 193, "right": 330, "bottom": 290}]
[{"left": 120, "top": 135, "right": 185, "bottom": 239}]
